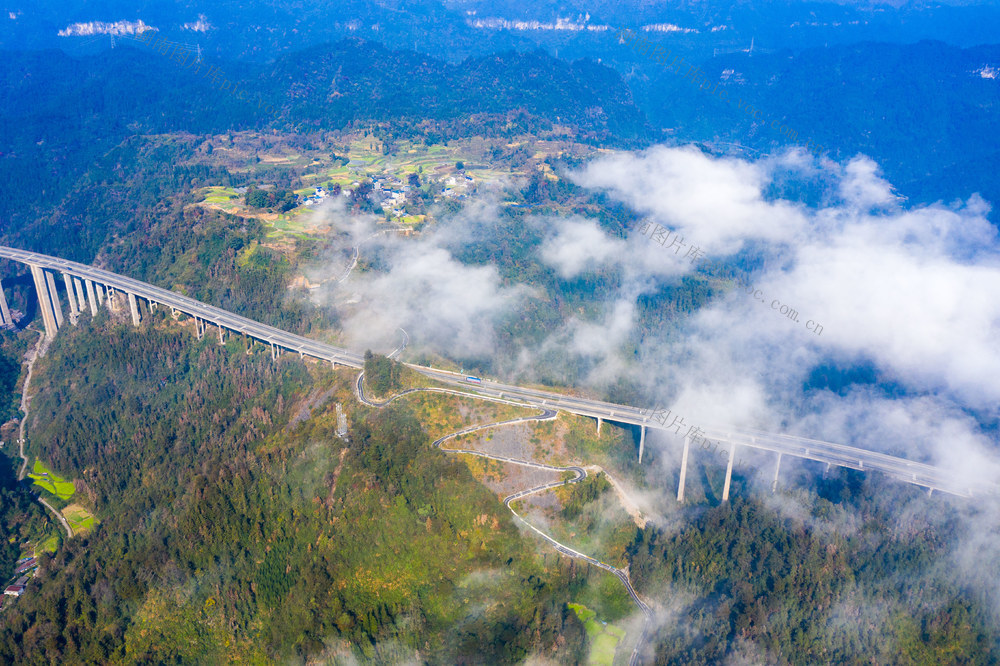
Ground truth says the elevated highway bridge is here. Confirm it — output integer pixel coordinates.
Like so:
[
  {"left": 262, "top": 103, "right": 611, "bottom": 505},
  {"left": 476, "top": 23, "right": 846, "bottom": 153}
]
[{"left": 0, "top": 245, "right": 991, "bottom": 501}]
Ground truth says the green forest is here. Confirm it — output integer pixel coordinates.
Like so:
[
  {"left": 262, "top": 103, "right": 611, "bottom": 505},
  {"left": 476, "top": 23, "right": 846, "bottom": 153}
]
[
  {"left": 0, "top": 29, "right": 996, "bottom": 663},
  {"left": 0, "top": 316, "right": 607, "bottom": 663},
  {"left": 1, "top": 130, "right": 994, "bottom": 663},
  {"left": 628, "top": 478, "right": 1000, "bottom": 665}
]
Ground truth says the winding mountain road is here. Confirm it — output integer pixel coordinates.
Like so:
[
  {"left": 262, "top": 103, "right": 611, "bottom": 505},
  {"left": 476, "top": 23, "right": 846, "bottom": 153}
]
[
  {"left": 15, "top": 330, "right": 72, "bottom": 539},
  {"left": 358, "top": 374, "right": 653, "bottom": 664}
]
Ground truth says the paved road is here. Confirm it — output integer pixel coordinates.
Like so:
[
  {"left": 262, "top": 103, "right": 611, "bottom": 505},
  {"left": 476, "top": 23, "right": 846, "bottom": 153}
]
[
  {"left": 1, "top": 245, "right": 989, "bottom": 498},
  {"left": 14, "top": 329, "right": 72, "bottom": 539},
  {"left": 431, "top": 408, "right": 653, "bottom": 666},
  {"left": 388, "top": 328, "right": 408, "bottom": 360},
  {"left": 15, "top": 331, "right": 45, "bottom": 481},
  {"left": 410, "top": 369, "right": 986, "bottom": 497},
  {"left": 38, "top": 497, "right": 73, "bottom": 539},
  {"left": 10, "top": 245, "right": 991, "bottom": 660},
  {"left": 336, "top": 246, "right": 359, "bottom": 284}
]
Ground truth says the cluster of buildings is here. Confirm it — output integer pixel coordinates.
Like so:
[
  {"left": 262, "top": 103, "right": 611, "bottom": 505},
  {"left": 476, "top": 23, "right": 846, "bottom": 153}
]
[
  {"left": 4, "top": 555, "right": 37, "bottom": 599},
  {"left": 301, "top": 185, "right": 349, "bottom": 207},
  {"left": 298, "top": 167, "right": 477, "bottom": 218},
  {"left": 440, "top": 173, "right": 475, "bottom": 199},
  {"left": 368, "top": 175, "right": 413, "bottom": 216}
]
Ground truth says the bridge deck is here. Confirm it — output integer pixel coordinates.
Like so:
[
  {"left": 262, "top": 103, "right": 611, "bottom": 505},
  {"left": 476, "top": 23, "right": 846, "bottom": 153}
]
[{"left": 0, "top": 245, "right": 990, "bottom": 499}]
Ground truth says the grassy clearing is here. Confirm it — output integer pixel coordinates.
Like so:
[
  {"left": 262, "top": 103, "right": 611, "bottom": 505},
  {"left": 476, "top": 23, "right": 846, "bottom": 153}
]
[
  {"left": 568, "top": 602, "right": 627, "bottom": 666},
  {"left": 267, "top": 212, "right": 313, "bottom": 236},
  {"left": 34, "top": 534, "right": 59, "bottom": 558},
  {"left": 28, "top": 459, "right": 74, "bottom": 501},
  {"left": 62, "top": 503, "right": 98, "bottom": 534},
  {"left": 395, "top": 391, "right": 535, "bottom": 442},
  {"left": 196, "top": 186, "right": 241, "bottom": 206}
]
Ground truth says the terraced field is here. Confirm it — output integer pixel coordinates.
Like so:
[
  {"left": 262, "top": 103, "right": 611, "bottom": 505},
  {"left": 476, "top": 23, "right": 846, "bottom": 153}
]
[
  {"left": 28, "top": 460, "right": 74, "bottom": 501},
  {"left": 61, "top": 504, "right": 98, "bottom": 535},
  {"left": 568, "top": 602, "right": 627, "bottom": 665}
]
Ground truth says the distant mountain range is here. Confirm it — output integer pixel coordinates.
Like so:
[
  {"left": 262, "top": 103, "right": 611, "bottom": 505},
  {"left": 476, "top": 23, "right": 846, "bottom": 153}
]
[
  {"left": 629, "top": 39, "right": 1000, "bottom": 215},
  {"left": 2, "top": 5, "right": 997, "bottom": 225},
  {"left": 0, "top": 38, "right": 650, "bottom": 231},
  {"left": 7, "top": 0, "right": 1000, "bottom": 61}
]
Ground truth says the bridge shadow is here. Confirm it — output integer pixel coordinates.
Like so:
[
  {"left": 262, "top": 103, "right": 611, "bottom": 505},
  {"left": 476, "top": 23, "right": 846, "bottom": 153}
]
[
  {"left": 625, "top": 423, "right": 648, "bottom": 461},
  {"left": 815, "top": 466, "right": 872, "bottom": 505},
  {"left": 697, "top": 462, "right": 725, "bottom": 505}
]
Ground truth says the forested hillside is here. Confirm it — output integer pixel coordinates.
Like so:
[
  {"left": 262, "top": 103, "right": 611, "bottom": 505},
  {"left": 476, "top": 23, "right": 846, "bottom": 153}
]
[
  {"left": 629, "top": 40, "right": 1000, "bottom": 217},
  {"left": 0, "top": 38, "right": 649, "bottom": 241},
  {"left": 1, "top": 10, "right": 996, "bottom": 660},
  {"left": 629, "top": 477, "right": 1000, "bottom": 664},
  {"left": 0, "top": 316, "right": 595, "bottom": 663}
]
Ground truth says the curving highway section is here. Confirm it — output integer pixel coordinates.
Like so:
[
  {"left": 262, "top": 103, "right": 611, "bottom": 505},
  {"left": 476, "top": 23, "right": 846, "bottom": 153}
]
[
  {"left": 430, "top": 410, "right": 653, "bottom": 666},
  {"left": 0, "top": 245, "right": 992, "bottom": 499}
]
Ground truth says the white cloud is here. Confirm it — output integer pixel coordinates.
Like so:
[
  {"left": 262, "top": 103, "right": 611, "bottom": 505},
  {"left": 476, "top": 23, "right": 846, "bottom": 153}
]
[
  {"left": 335, "top": 242, "right": 529, "bottom": 358},
  {"left": 58, "top": 19, "right": 155, "bottom": 37},
  {"left": 181, "top": 14, "right": 212, "bottom": 32},
  {"left": 553, "top": 145, "right": 1000, "bottom": 504},
  {"left": 837, "top": 155, "right": 900, "bottom": 209},
  {"left": 308, "top": 145, "right": 1000, "bottom": 490},
  {"left": 539, "top": 216, "right": 624, "bottom": 279},
  {"left": 311, "top": 199, "right": 532, "bottom": 359},
  {"left": 571, "top": 145, "right": 809, "bottom": 252}
]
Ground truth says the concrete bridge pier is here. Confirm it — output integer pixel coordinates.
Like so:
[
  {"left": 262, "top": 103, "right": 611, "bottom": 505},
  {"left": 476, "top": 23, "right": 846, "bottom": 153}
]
[
  {"left": 638, "top": 425, "right": 646, "bottom": 463},
  {"left": 29, "top": 265, "right": 57, "bottom": 338},
  {"left": 772, "top": 453, "right": 782, "bottom": 493},
  {"left": 84, "top": 280, "right": 98, "bottom": 316},
  {"left": 96, "top": 284, "right": 106, "bottom": 306},
  {"left": 597, "top": 417, "right": 603, "bottom": 436},
  {"left": 217, "top": 324, "right": 225, "bottom": 344},
  {"left": 45, "top": 272, "right": 64, "bottom": 327},
  {"left": 73, "top": 278, "right": 87, "bottom": 314},
  {"left": 722, "top": 443, "right": 737, "bottom": 502},
  {"left": 0, "top": 278, "right": 11, "bottom": 326},
  {"left": 61, "top": 274, "right": 79, "bottom": 324},
  {"left": 127, "top": 293, "right": 140, "bottom": 326},
  {"left": 677, "top": 433, "right": 691, "bottom": 502}
]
